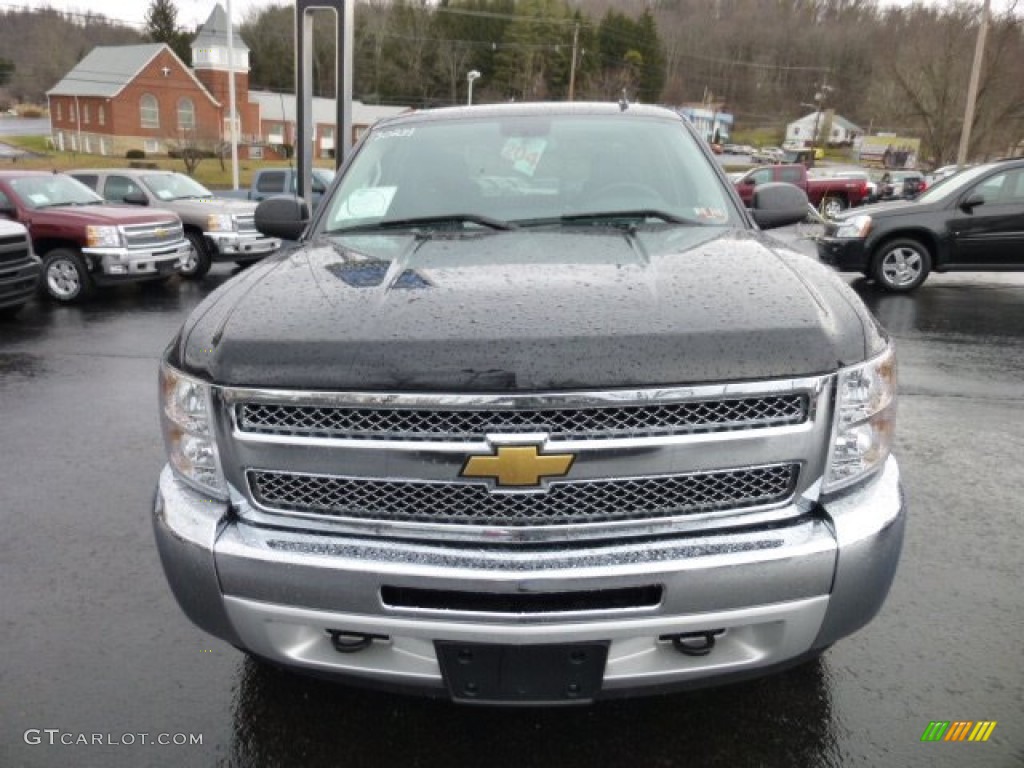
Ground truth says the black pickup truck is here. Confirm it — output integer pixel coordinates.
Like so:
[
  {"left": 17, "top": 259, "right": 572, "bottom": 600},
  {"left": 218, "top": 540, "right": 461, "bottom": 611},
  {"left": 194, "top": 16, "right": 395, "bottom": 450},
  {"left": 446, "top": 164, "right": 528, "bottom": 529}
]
[{"left": 154, "top": 103, "right": 905, "bottom": 704}]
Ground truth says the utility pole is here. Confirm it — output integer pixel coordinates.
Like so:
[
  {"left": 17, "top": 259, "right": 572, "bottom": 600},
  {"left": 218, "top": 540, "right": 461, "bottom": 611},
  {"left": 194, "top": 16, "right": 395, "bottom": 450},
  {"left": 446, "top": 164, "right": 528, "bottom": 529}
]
[
  {"left": 957, "top": 0, "right": 990, "bottom": 168},
  {"left": 809, "top": 73, "right": 831, "bottom": 151},
  {"left": 226, "top": 0, "right": 239, "bottom": 191},
  {"left": 568, "top": 22, "right": 580, "bottom": 102}
]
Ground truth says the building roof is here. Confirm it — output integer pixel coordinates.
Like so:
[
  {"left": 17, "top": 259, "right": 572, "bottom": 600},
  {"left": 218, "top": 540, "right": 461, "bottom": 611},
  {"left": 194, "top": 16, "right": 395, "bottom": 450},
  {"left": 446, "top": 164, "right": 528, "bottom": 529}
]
[
  {"left": 248, "top": 91, "right": 410, "bottom": 127},
  {"left": 192, "top": 4, "right": 250, "bottom": 53},
  {"left": 47, "top": 44, "right": 167, "bottom": 98},
  {"left": 790, "top": 111, "right": 863, "bottom": 134}
]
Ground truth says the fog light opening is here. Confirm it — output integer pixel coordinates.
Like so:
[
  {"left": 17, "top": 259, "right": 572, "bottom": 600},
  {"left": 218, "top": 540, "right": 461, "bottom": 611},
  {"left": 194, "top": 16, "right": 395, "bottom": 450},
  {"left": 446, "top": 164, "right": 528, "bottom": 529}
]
[
  {"left": 326, "top": 629, "right": 389, "bottom": 654},
  {"left": 661, "top": 629, "right": 726, "bottom": 657}
]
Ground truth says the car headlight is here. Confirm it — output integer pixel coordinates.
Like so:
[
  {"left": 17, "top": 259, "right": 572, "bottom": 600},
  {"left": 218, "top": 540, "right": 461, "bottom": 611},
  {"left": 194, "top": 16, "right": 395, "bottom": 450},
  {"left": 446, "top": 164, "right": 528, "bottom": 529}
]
[
  {"left": 86, "top": 225, "right": 122, "bottom": 248},
  {"left": 207, "top": 213, "right": 236, "bottom": 232},
  {"left": 833, "top": 214, "right": 872, "bottom": 239},
  {"left": 824, "top": 345, "right": 897, "bottom": 493},
  {"left": 160, "top": 363, "right": 227, "bottom": 499}
]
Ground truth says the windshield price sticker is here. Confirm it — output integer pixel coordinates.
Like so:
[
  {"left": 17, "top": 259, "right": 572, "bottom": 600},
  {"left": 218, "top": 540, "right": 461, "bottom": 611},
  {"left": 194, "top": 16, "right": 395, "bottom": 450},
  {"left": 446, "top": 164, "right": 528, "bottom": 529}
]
[
  {"left": 500, "top": 138, "right": 547, "bottom": 177},
  {"left": 372, "top": 127, "right": 416, "bottom": 141},
  {"left": 334, "top": 186, "right": 397, "bottom": 220}
]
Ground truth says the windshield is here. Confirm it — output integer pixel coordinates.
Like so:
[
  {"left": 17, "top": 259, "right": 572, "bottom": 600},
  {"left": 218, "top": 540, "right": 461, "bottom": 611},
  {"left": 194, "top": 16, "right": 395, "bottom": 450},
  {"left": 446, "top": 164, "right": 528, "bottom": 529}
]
[
  {"left": 9, "top": 175, "right": 104, "bottom": 209},
  {"left": 915, "top": 164, "right": 993, "bottom": 204},
  {"left": 321, "top": 111, "right": 738, "bottom": 233},
  {"left": 142, "top": 173, "right": 213, "bottom": 200}
]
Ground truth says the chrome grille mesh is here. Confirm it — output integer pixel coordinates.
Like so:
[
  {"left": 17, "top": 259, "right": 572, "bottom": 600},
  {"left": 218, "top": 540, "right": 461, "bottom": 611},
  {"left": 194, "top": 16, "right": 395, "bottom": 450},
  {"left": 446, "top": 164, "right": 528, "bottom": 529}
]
[
  {"left": 248, "top": 464, "right": 799, "bottom": 526},
  {"left": 237, "top": 394, "right": 808, "bottom": 441},
  {"left": 122, "top": 220, "right": 184, "bottom": 249},
  {"left": 236, "top": 214, "right": 257, "bottom": 234}
]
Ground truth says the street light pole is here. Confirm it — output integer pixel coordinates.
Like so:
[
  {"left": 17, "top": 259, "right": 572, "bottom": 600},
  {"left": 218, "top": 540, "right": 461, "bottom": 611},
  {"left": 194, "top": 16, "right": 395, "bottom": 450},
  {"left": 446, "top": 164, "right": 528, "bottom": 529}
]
[
  {"left": 467, "top": 70, "right": 481, "bottom": 106},
  {"left": 957, "top": 0, "right": 991, "bottom": 168}
]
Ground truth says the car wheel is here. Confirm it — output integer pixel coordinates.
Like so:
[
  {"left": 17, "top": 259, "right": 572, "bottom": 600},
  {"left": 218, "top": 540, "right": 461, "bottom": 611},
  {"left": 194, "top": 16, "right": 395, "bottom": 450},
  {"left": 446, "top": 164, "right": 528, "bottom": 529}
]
[
  {"left": 41, "top": 248, "right": 94, "bottom": 303},
  {"left": 872, "top": 238, "right": 932, "bottom": 292},
  {"left": 181, "top": 231, "right": 212, "bottom": 279},
  {"left": 821, "top": 196, "right": 847, "bottom": 218}
]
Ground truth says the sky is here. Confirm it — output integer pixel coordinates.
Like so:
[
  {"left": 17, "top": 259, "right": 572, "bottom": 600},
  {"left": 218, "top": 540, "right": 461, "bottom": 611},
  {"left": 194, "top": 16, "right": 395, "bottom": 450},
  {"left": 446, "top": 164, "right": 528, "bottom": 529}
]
[
  {"left": 7, "top": 0, "right": 1020, "bottom": 29},
  {"left": 9, "top": 0, "right": 289, "bottom": 30}
]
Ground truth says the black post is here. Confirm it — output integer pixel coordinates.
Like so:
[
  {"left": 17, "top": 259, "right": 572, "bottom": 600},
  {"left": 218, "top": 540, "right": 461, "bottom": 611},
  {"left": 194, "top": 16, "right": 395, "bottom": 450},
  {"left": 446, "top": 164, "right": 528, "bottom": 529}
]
[{"left": 295, "top": 0, "right": 353, "bottom": 205}]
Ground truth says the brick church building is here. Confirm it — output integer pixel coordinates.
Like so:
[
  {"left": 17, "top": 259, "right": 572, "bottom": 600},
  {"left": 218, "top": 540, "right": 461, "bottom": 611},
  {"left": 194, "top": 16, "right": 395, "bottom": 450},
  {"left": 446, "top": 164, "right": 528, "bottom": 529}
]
[{"left": 46, "top": 4, "right": 406, "bottom": 160}]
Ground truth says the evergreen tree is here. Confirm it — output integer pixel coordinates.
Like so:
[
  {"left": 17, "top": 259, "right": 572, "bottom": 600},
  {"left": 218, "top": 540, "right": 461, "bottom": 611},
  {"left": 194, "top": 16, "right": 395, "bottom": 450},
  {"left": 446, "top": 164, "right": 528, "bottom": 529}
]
[{"left": 145, "top": 0, "right": 192, "bottom": 65}]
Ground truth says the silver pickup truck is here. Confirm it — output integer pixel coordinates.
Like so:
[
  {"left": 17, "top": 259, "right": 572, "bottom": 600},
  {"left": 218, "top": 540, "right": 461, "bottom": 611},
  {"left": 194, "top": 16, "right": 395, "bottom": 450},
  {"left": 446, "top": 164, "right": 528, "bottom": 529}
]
[{"left": 70, "top": 170, "right": 281, "bottom": 279}]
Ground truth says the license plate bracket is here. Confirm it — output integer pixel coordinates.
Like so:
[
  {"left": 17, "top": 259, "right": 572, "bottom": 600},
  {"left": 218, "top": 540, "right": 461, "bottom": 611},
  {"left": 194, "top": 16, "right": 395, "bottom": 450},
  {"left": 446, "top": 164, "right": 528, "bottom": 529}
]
[{"left": 435, "top": 641, "right": 609, "bottom": 704}]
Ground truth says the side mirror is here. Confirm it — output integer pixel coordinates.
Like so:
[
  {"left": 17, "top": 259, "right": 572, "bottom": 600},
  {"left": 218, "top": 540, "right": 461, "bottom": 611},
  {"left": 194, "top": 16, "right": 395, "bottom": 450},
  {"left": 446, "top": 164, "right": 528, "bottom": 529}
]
[
  {"left": 742, "top": 177, "right": 756, "bottom": 186},
  {"left": 255, "top": 195, "right": 310, "bottom": 241},
  {"left": 749, "top": 181, "right": 809, "bottom": 230},
  {"left": 123, "top": 190, "right": 148, "bottom": 206},
  {"left": 960, "top": 192, "right": 985, "bottom": 212}
]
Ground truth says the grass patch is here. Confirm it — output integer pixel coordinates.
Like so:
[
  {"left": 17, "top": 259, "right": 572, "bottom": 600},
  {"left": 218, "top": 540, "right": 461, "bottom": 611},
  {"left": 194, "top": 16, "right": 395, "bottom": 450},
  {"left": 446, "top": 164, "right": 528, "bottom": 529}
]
[{"left": 0, "top": 135, "right": 331, "bottom": 190}]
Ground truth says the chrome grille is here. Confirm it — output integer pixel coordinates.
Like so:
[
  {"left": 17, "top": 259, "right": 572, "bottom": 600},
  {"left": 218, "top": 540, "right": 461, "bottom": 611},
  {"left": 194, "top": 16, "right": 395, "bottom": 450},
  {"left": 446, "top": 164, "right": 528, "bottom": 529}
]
[
  {"left": 248, "top": 464, "right": 799, "bottom": 526},
  {"left": 235, "top": 214, "right": 257, "bottom": 234},
  {"left": 122, "top": 220, "right": 184, "bottom": 249},
  {"left": 237, "top": 394, "right": 809, "bottom": 441}
]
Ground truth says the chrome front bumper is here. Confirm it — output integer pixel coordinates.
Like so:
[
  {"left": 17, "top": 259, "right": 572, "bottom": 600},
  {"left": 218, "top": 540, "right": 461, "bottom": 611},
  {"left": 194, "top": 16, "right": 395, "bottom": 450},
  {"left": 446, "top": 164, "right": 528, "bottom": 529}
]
[
  {"left": 206, "top": 232, "right": 281, "bottom": 259},
  {"left": 84, "top": 243, "right": 189, "bottom": 277},
  {"left": 153, "top": 457, "right": 905, "bottom": 699}
]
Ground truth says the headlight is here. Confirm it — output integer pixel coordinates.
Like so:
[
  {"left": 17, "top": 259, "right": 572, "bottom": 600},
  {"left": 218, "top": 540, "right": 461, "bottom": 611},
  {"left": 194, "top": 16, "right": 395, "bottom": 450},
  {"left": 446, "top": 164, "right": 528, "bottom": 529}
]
[
  {"left": 86, "top": 225, "right": 122, "bottom": 248},
  {"left": 207, "top": 213, "right": 236, "bottom": 232},
  {"left": 824, "top": 346, "right": 897, "bottom": 493},
  {"left": 833, "top": 214, "right": 872, "bottom": 239},
  {"left": 160, "top": 363, "right": 227, "bottom": 498}
]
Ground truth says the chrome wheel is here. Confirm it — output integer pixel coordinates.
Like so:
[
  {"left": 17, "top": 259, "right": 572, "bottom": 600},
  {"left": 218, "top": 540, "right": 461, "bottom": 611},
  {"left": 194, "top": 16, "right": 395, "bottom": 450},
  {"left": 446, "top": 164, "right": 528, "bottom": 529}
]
[
  {"left": 47, "top": 259, "right": 81, "bottom": 299},
  {"left": 881, "top": 247, "right": 922, "bottom": 286},
  {"left": 873, "top": 238, "right": 931, "bottom": 292},
  {"left": 822, "top": 197, "right": 846, "bottom": 219},
  {"left": 181, "top": 231, "right": 212, "bottom": 279},
  {"left": 181, "top": 243, "right": 199, "bottom": 275},
  {"left": 41, "top": 249, "right": 93, "bottom": 302}
]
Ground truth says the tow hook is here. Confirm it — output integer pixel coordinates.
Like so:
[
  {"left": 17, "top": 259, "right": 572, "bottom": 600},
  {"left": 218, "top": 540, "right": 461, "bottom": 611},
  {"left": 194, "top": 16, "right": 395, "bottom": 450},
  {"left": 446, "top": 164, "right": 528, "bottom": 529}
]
[
  {"left": 663, "top": 629, "right": 726, "bottom": 657},
  {"left": 327, "top": 630, "right": 388, "bottom": 653}
]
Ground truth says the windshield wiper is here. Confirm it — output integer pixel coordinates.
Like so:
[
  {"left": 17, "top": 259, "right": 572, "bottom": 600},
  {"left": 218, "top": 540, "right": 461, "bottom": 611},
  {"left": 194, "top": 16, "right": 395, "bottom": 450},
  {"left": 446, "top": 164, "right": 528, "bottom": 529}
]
[
  {"left": 331, "top": 213, "right": 516, "bottom": 234},
  {"left": 558, "top": 210, "right": 702, "bottom": 226}
]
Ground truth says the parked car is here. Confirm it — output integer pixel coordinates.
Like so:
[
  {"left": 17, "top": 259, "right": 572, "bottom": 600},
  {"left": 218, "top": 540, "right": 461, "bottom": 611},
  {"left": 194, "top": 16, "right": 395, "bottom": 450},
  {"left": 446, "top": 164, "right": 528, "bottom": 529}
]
[
  {"left": 0, "top": 218, "right": 41, "bottom": 317},
  {"left": 877, "top": 169, "right": 927, "bottom": 201},
  {"left": 215, "top": 167, "right": 336, "bottom": 211},
  {"left": 70, "top": 169, "right": 282, "bottom": 279},
  {"left": 0, "top": 171, "right": 188, "bottom": 302},
  {"left": 154, "top": 101, "right": 904, "bottom": 703},
  {"left": 818, "top": 157, "right": 1024, "bottom": 291},
  {"left": 751, "top": 146, "right": 785, "bottom": 164},
  {"left": 925, "top": 164, "right": 964, "bottom": 187},
  {"left": 823, "top": 170, "right": 878, "bottom": 203},
  {"left": 734, "top": 163, "right": 870, "bottom": 217}
]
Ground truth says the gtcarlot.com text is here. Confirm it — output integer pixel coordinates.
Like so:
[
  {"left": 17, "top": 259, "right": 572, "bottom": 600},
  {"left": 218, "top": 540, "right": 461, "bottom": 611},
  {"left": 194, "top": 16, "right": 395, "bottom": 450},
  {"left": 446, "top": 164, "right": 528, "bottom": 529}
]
[{"left": 24, "top": 729, "right": 203, "bottom": 747}]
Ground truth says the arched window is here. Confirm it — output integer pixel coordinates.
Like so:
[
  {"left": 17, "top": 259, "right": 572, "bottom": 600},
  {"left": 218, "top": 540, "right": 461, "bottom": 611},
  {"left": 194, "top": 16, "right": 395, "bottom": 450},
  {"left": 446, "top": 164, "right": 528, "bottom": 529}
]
[
  {"left": 177, "top": 97, "right": 195, "bottom": 131},
  {"left": 140, "top": 94, "right": 159, "bottom": 129}
]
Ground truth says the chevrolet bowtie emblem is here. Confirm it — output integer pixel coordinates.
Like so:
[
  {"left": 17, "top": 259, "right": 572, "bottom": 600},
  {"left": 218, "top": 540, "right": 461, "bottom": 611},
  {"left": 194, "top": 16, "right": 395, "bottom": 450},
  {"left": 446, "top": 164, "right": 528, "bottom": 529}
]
[{"left": 460, "top": 445, "right": 575, "bottom": 488}]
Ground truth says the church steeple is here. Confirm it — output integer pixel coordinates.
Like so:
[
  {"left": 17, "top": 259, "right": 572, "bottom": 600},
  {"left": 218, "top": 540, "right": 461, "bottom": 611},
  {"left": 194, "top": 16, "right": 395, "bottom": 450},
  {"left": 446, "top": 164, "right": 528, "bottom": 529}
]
[
  {"left": 190, "top": 4, "right": 250, "bottom": 115},
  {"left": 191, "top": 4, "right": 250, "bottom": 73}
]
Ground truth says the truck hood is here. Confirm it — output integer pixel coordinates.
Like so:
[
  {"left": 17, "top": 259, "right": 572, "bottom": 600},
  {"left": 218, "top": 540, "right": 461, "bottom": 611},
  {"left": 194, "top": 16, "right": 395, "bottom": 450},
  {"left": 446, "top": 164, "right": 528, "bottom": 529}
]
[
  {"left": 27, "top": 204, "right": 179, "bottom": 226},
  {"left": 176, "top": 226, "right": 884, "bottom": 391},
  {"left": 166, "top": 197, "right": 258, "bottom": 217}
]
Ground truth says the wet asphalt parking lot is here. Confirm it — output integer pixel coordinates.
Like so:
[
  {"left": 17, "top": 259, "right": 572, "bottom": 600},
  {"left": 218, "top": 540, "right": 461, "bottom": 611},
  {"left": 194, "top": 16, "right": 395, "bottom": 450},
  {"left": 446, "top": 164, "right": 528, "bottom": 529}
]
[{"left": 1, "top": 233, "right": 1022, "bottom": 768}]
